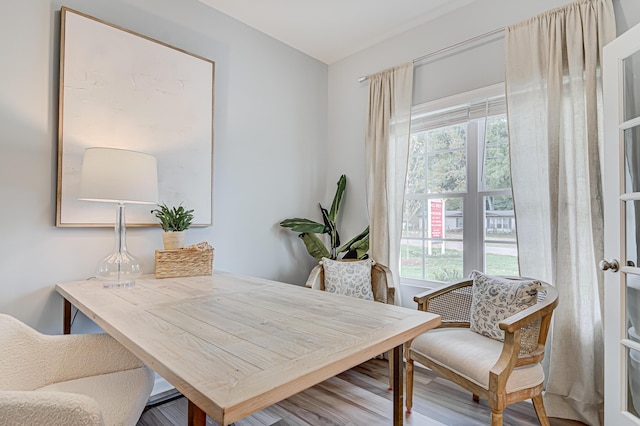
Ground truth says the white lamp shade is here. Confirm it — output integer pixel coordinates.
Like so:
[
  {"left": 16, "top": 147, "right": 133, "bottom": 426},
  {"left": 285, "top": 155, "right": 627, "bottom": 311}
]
[{"left": 78, "top": 147, "right": 159, "bottom": 204}]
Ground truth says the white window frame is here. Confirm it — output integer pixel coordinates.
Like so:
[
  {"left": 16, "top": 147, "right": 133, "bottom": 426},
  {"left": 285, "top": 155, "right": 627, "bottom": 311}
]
[{"left": 401, "top": 83, "right": 516, "bottom": 288}]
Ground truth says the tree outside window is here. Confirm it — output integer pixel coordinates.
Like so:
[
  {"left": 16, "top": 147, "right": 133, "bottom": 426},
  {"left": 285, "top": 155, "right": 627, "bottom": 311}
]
[{"left": 401, "top": 85, "right": 518, "bottom": 284}]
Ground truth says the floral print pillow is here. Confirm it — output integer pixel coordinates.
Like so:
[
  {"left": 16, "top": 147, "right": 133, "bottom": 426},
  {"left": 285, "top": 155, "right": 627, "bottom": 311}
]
[
  {"left": 322, "top": 258, "right": 374, "bottom": 301},
  {"left": 469, "top": 271, "right": 541, "bottom": 344}
]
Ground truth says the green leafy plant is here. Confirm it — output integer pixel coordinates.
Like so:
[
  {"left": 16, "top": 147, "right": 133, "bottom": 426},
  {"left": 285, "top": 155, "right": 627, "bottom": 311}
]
[
  {"left": 150, "top": 203, "right": 194, "bottom": 232},
  {"left": 280, "top": 175, "right": 369, "bottom": 261}
]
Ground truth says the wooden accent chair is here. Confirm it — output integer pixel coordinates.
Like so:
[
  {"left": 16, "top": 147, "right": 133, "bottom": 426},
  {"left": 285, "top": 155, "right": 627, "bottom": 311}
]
[
  {"left": 405, "top": 277, "right": 558, "bottom": 426},
  {"left": 0, "top": 313, "right": 154, "bottom": 426},
  {"left": 306, "top": 260, "right": 397, "bottom": 389},
  {"left": 305, "top": 261, "right": 396, "bottom": 305}
]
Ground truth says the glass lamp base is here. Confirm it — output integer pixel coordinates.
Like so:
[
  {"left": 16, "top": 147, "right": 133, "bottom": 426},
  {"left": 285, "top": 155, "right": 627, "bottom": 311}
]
[
  {"left": 96, "top": 202, "right": 143, "bottom": 288},
  {"left": 96, "top": 250, "right": 142, "bottom": 288}
]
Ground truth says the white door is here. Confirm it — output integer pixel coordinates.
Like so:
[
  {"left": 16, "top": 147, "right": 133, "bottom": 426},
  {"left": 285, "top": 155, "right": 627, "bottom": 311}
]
[{"left": 603, "top": 21, "right": 640, "bottom": 426}]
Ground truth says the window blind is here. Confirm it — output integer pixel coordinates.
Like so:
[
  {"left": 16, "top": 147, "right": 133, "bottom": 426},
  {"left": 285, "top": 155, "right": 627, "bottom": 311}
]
[{"left": 411, "top": 95, "right": 506, "bottom": 133}]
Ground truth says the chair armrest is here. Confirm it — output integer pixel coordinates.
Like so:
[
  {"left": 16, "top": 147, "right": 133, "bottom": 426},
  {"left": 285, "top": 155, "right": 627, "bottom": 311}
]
[
  {"left": 488, "top": 329, "right": 522, "bottom": 393},
  {"left": 498, "top": 285, "right": 559, "bottom": 334},
  {"left": 413, "top": 279, "right": 473, "bottom": 327},
  {"left": 0, "top": 390, "right": 104, "bottom": 426},
  {"left": 487, "top": 284, "right": 560, "bottom": 376},
  {"left": 42, "top": 333, "right": 145, "bottom": 384},
  {"left": 371, "top": 263, "right": 394, "bottom": 304},
  {"left": 413, "top": 279, "right": 473, "bottom": 310},
  {"left": 305, "top": 264, "right": 323, "bottom": 290},
  {"left": 387, "top": 286, "right": 395, "bottom": 306},
  {"left": 496, "top": 285, "right": 559, "bottom": 365}
]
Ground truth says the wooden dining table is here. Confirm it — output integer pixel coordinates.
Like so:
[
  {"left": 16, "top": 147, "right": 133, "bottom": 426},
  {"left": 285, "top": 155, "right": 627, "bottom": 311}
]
[{"left": 56, "top": 271, "right": 440, "bottom": 425}]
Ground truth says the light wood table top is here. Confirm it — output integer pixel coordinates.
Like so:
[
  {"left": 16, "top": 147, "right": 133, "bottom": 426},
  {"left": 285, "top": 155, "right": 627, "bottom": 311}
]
[{"left": 56, "top": 271, "right": 440, "bottom": 425}]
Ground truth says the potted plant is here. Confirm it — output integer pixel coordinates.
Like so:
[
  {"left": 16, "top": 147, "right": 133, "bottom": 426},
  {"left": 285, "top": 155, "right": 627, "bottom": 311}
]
[
  {"left": 280, "top": 175, "right": 369, "bottom": 261},
  {"left": 151, "top": 203, "right": 194, "bottom": 250}
]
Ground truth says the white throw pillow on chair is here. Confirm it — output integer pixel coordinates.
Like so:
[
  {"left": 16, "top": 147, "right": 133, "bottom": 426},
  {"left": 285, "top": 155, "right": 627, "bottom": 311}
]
[
  {"left": 469, "top": 271, "right": 541, "bottom": 352},
  {"left": 321, "top": 258, "right": 374, "bottom": 301}
]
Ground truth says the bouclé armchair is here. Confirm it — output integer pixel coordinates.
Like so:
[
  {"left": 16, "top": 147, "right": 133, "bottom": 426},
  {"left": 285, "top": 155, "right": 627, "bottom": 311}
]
[{"left": 0, "top": 313, "right": 154, "bottom": 426}]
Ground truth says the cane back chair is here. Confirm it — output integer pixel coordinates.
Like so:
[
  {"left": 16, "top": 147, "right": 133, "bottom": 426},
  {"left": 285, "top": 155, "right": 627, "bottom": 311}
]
[{"left": 405, "top": 276, "right": 558, "bottom": 426}]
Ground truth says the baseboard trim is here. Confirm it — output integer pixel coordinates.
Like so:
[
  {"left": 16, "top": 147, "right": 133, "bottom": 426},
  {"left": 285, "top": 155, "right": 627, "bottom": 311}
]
[{"left": 150, "top": 374, "right": 176, "bottom": 399}]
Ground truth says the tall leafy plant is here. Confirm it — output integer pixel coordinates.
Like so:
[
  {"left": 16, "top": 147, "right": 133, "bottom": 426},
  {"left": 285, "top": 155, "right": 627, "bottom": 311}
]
[{"left": 280, "top": 175, "right": 369, "bottom": 261}]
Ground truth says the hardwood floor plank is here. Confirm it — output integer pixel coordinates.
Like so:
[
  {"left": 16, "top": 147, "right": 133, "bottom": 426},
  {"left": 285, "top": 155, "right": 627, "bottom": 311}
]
[{"left": 138, "top": 359, "right": 585, "bottom": 426}]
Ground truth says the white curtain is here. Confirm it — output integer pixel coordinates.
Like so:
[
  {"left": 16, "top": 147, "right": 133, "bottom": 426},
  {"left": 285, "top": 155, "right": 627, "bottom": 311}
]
[
  {"left": 365, "top": 62, "right": 414, "bottom": 305},
  {"left": 504, "top": 0, "right": 615, "bottom": 424}
]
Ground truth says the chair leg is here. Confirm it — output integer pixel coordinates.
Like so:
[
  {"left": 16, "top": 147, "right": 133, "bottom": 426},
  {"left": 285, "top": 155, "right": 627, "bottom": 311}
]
[
  {"left": 472, "top": 393, "right": 480, "bottom": 402},
  {"left": 490, "top": 409, "right": 504, "bottom": 426},
  {"left": 406, "top": 356, "right": 414, "bottom": 413},
  {"left": 388, "top": 349, "right": 394, "bottom": 390},
  {"left": 532, "top": 394, "right": 550, "bottom": 426}
]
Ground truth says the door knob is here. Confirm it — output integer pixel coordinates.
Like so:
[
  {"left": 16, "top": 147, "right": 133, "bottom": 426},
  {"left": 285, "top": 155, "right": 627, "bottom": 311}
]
[{"left": 599, "top": 259, "right": 620, "bottom": 272}]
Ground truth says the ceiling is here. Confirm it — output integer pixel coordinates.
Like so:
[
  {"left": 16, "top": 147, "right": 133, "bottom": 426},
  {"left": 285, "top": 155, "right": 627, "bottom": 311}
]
[{"left": 197, "top": 0, "right": 478, "bottom": 64}]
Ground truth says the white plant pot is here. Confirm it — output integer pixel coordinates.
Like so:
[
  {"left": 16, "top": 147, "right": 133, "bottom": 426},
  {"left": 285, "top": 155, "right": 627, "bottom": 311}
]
[{"left": 162, "top": 231, "right": 186, "bottom": 250}]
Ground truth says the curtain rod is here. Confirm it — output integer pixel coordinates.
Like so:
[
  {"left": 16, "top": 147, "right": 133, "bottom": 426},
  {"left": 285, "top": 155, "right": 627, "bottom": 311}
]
[{"left": 357, "top": 27, "right": 505, "bottom": 83}]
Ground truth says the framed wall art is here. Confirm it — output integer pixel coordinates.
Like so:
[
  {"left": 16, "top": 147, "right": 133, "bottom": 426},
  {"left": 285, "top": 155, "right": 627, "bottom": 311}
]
[{"left": 56, "top": 7, "right": 215, "bottom": 227}]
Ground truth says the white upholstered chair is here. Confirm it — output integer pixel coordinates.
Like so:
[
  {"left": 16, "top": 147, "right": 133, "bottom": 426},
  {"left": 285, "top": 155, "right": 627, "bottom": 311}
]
[
  {"left": 306, "top": 260, "right": 397, "bottom": 389},
  {"left": 405, "top": 276, "right": 558, "bottom": 426},
  {"left": 0, "top": 313, "right": 154, "bottom": 426}
]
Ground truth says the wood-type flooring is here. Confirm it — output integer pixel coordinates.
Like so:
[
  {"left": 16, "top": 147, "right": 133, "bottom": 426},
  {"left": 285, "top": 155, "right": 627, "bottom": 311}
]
[{"left": 138, "top": 359, "right": 585, "bottom": 426}]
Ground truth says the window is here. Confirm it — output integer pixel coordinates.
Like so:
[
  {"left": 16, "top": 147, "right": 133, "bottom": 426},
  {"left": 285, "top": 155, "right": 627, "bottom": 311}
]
[{"left": 401, "top": 84, "right": 518, "bottom": 285}]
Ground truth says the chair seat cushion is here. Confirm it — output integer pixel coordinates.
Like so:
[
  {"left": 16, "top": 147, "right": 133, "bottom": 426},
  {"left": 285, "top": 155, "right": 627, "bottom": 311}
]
[
  {"left": 35, "top": 366, "right": 154, "bottom": 426},
  {"left": 410, "top": 328, "right": 544, "bottom": 393}
]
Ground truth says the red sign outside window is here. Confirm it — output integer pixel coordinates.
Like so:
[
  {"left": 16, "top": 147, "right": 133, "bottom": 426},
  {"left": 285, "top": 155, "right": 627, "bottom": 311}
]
[{"left": 430, "top": 200, "right": 443, "bottom": 238}]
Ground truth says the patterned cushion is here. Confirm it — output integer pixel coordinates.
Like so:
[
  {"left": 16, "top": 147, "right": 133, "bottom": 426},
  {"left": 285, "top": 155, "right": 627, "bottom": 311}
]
[
  {"left": 469, "top": 271, "right": 541, "bottom": 349},
  {"left": 322, "top": 258, "right": 374, "bottom": 301}
]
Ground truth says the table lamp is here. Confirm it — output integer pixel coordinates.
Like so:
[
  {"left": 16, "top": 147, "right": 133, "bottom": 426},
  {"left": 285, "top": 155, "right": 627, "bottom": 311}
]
[{"left": 78, "top": 147, "right": 159, "bottom": 288}]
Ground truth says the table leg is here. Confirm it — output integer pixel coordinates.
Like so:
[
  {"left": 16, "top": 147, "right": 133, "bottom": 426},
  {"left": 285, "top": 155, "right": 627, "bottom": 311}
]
[
  {"left": 187, "top": 400, "right": 206, "bottom": 426},
  {"left": 63, "top": 299, "right": 72, "bottom": 335},
  {"left": 393, "top": 343, "right": 403, "bottom": 425}
]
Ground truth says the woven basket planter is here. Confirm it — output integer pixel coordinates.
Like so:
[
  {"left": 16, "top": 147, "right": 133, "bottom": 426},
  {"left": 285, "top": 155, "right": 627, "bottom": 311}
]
[{"left": 154, "top": 242, "right": 214, "bottom": 279}]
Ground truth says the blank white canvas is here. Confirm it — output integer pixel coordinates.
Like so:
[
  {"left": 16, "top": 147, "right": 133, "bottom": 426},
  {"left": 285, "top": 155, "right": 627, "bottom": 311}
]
[{"left": 58, "top": 9, "right": 214, "bottom": 226}]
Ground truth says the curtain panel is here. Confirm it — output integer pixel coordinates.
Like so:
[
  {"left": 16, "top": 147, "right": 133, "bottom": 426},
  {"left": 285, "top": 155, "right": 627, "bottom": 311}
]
[
  {"left": 365, "top": 62, "right": 413, "bottom": 304},
  {"left": 505, "top": 0, "right": 615, "bottom": 424}
]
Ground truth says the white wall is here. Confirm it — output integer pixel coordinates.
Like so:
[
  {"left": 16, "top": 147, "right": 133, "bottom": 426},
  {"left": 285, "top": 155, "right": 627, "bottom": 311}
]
[
  {"left": 327, "top": 0, "right": 640, "bottom": 306},
  {"left": 0, "top": 0, "right": 327, "bottom": 333},
  {"left": 4, "top": 0, "right": 640, "bottom": 330}
]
